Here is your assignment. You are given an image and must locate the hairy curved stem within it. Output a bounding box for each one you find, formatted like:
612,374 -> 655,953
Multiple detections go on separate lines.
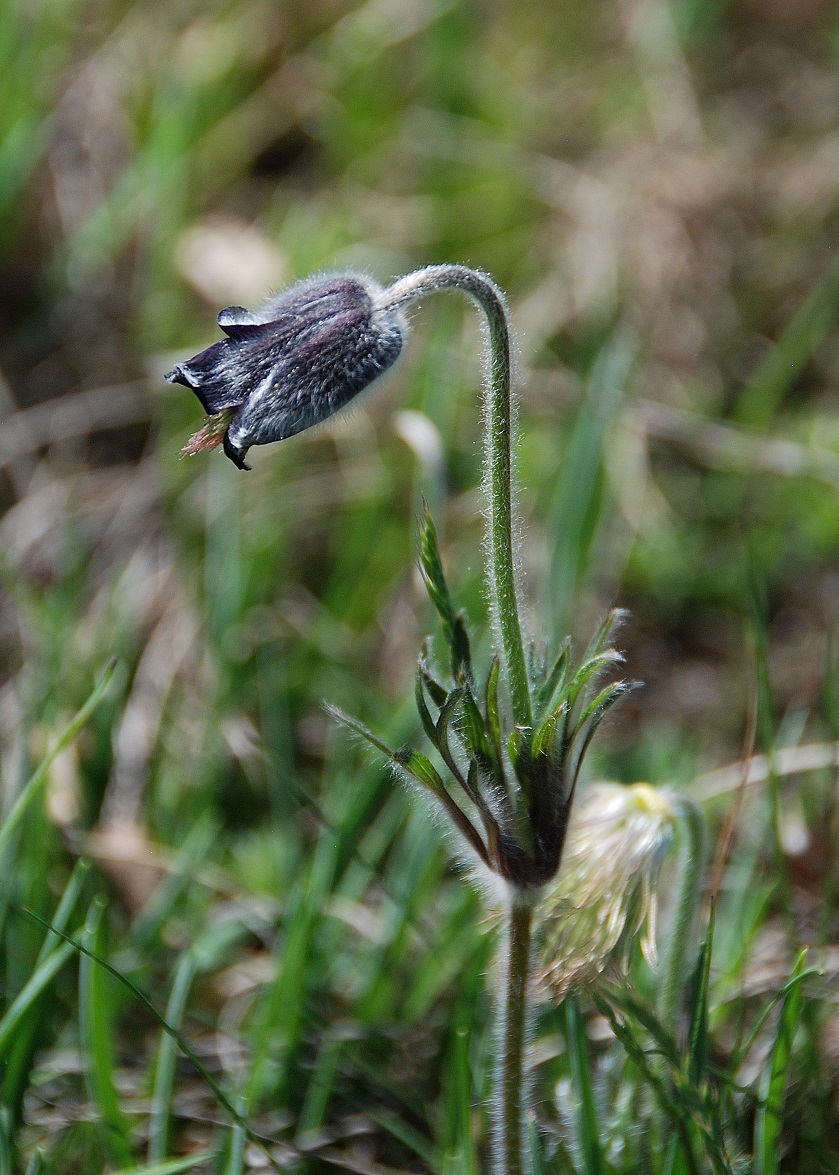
380,266 -> 532,731
382,267 -> 536,1175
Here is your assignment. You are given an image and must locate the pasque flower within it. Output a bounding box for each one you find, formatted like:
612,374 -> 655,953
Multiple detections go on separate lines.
537,783 -> 678,999
173,263 -> 693,1175
167,273 -> 405,469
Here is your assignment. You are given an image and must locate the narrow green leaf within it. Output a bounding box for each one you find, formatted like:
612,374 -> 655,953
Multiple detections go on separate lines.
736,251 -> 839,428
435,688 -> 471,792
451,612 -> 473,684
327,706 -> 488,863
547,337 -> 634,635
531,710 -> 560,762
662,910 -> 716,1175
0,660 -> 117,859
754,950 -> 808,1175
571,679 -> 635,741
0,941 -> 75,1057
418,504 -> 472,681
79,900 -> 134,1168
131,817 -> 218,950
564,999 -> 606,1175
458,686 -> 494,771
148,952 -> 197,1165
36,860 -> 91,962
397,749 -> 448,794
418,504 -> 455,627
0,1106 -> 11,1175
595,995 -> 702,1175
663,1135 -> 691,1175
1,861 -> 91,1113
485,657 -> 504,769
363,1106 -> 436,1166
415,667 -> 440,746
330,702 -> 457,800
419,647 -> 449,708
687,908 -> 715,1085
223,1119 -> 247,1175
534,637 -> 571,717
581,608 -> 628,665
326,705 -> 400,759
729,967 -> 821,1076
244,831 -> 341,1106
440,1021 -> 478,1175
569,682 -> 638,797
110,1155 -> 216,1175
564,648 -> 624,714
19,907 -> 250,1139
506,726 -> 526,781
297,1036 -> 343,1135
466,758 -> 501,865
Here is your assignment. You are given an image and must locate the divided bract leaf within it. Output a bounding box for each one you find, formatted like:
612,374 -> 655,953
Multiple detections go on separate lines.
581,608 -> 628,665
451,612 -> 473,685
565,648 -> 625,715
458,687 -> 495,773
418,504 -> 472,682
534,637 -> 571,717
435,688 -> 473,793
571,680 -> 636,742
395,749 -> 449,794
415,668 -> 440,746
326,704 -> 399,760
419,647 -> 449,708
507,726 -> 535,799
532,708 -> 562,763
485,657 -> 504,761
328,705 -> 451,795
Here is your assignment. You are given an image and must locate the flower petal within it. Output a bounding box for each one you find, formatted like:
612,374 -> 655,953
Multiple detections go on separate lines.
171,273 -> 406,467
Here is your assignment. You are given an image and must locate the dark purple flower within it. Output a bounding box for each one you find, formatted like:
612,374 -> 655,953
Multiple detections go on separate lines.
168,273 -> 405,469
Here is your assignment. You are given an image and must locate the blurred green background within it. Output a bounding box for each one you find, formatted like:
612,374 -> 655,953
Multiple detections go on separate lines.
3,0 -> 839,1170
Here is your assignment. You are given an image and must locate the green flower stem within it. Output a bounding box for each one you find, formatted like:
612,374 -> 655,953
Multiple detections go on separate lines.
657,794 -> 705,1031
382,267 -> 538,1175
381,267 -> 532,731
495,891 -> 536,1175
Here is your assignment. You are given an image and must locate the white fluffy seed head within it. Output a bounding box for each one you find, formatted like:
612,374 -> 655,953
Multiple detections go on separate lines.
536,782 -> 678,999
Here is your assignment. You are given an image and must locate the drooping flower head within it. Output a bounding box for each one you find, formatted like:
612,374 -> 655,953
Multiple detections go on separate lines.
168,273 -> 405,469
537,783 -> 678,1000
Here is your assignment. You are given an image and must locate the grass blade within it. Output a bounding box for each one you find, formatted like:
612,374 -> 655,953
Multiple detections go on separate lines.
0,941 -> 75,1057
564,999 -> 606,1175
0,660 -> 116,860
754,950 -> 808,1175
223,1118 -> 247,1175
111,1156 -> 216,1175
687,907 -> 714,1085
547,339 -> 634,634
736,253 -> 839,428
19,907 -> 253,1143
79,899 -> 135,1168
1,862 -> 90,1115
147,951 -> 197,1165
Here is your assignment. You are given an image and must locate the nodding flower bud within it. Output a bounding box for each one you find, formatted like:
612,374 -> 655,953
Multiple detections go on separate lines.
167,273 -> 405,469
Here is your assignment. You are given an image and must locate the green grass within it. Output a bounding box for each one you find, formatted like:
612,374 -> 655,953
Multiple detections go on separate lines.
2,0 -> 839,1171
